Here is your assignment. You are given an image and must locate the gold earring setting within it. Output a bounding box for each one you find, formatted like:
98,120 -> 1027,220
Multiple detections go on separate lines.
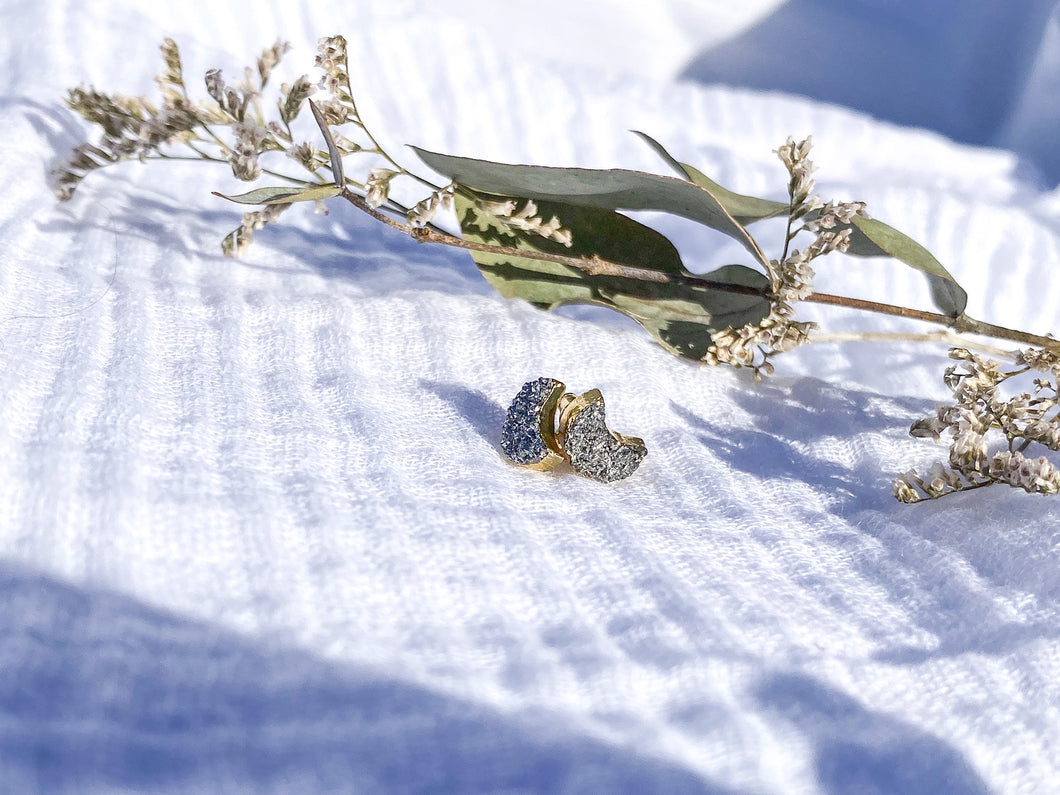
502,378 -> 647,482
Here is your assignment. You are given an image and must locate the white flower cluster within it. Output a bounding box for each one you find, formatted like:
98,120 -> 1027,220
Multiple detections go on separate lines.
407,186 -> 454,228
278,75 -> 315,126
804,200 -> 869,233
364,168 -> 399,208
703,136 -> 864,379
204,69 -> 251,122
1015,346 -> 1060,377
479,199 -> 573,247
894,346 -> 1060,501
221,203 -> 290,258
989,451 -> 1060,494
313,36 -> 354,126
230,121 -> 270,181
700,316 -> 814,378
775,135 -> 818,210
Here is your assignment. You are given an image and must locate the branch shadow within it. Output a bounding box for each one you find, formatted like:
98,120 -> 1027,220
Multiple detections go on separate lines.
689,376 -> 1060,665
0,561 -> 727,794
671,378 -> 930,514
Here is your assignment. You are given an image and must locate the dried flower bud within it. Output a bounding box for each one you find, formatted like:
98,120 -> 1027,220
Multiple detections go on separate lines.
205,69 -> 225,104
288,142 -> 326,172
406,187 -> 454,228
205,69 -> 249,120
316,36 -> 347,70
365,168 -> 399,208
159,38 -> 184,89
257,40 -> 291,86
279,75 -> 315,124
483,199 -> 574,247
480,199 -> 517,217
222,203 -> 290,258
910,416 -> 944,440
892,475 -> 924,503
314,98 -> 348,126
315,35 -> 355,112
989,451 -> 1060,494
1015,346 -> 1060,375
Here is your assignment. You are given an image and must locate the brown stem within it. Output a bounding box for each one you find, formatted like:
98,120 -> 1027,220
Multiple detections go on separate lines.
339,189 -> 1059,354
341,188 -> 770,294
805,292 -> 1059,351
930,478 -> 996,500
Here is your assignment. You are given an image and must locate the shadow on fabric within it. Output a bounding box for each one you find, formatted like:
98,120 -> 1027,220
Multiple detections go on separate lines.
755,672 -> 990,794
671,378 -> 929,514
0,562 -> 728,793
420,380 -> 508,448
680,0 -> 1060,184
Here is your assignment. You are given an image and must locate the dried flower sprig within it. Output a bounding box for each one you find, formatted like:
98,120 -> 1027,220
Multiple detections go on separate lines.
57,38 -> 299,197
55,36 -> 323,252
53,36 -> 441,253
55,36 -> 1060,501
894,346 -> 1060,501
474,198 -> 574,248
701,137 -> 867,378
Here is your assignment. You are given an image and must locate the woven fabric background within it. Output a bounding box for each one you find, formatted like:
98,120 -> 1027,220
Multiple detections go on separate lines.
1,1 -> 1059,792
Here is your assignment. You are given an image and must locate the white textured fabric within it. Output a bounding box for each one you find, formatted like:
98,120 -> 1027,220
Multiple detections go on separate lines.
2,1 -> 1059,792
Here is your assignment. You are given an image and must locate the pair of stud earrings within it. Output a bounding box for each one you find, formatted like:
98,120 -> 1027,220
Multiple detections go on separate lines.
501,378 -> 647,483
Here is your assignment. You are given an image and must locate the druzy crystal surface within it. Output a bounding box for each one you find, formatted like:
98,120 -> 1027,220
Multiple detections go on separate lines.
564,400 -> 647,483
501,378 -> 561,465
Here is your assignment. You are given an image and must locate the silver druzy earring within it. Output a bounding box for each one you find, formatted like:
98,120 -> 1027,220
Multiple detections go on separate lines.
501,379 -> 647,482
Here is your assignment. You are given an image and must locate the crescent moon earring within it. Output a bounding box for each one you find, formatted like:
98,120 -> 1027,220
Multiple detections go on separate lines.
501,377 -> 567,470
501,379 -> 647,482
557,389 -> 647,483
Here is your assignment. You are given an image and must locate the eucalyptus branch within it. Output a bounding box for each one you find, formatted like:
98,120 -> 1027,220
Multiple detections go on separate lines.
52,34 -> 1060,502
341,187 -> 761,290
342,185 -> 1059,352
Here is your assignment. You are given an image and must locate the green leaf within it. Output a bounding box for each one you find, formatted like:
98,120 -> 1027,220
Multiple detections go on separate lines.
631,130 -> 690,179
454,192 -> 770,360
633,131 -> 788,224
309,98 -> 344,186
212,184 -> 341,205
604,264 -> 770,359
634,132 -> 967,317
847,216 -> 967,317
414,147 -> 770,269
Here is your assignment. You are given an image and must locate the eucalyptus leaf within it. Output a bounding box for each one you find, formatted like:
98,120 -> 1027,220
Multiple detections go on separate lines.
415,147 -> 770,269
604,264 -> 770,359
634,131 -> 967,317
848,216 -> 967,317
633,131 -> 788,224
631,130 -> 689,179
309,98 -> 344,186
454,192 -> 769,359
212,184 -> 341,205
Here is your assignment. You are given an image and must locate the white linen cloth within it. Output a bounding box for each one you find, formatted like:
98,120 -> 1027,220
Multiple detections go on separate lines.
1,1 -> 1058,792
